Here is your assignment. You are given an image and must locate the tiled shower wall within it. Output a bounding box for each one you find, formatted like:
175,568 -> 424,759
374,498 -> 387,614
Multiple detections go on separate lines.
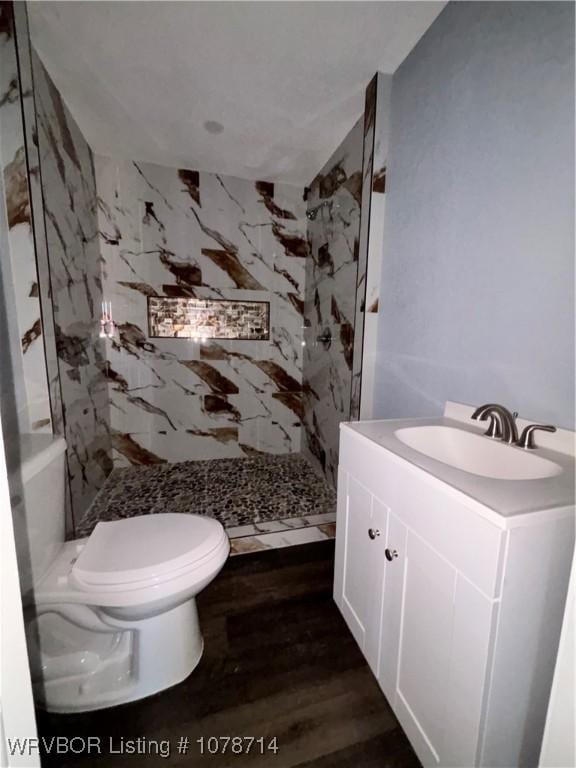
0,3 -> 51,436
32,52 -> 113,522
359,75 -> 392,419
350,75 -> 378,419
302,74 -> 391,486
0,1 -> 110,565
96,158 -> 308,466
28,43 -> 308,514
12,5 -> 63,439
302,118 -> 364,486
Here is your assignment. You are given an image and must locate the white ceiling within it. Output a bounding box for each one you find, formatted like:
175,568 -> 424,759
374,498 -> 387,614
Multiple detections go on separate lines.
28,1 -> 445,186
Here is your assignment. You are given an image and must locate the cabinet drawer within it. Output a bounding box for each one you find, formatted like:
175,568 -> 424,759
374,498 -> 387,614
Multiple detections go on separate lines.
340,429 -> 505,598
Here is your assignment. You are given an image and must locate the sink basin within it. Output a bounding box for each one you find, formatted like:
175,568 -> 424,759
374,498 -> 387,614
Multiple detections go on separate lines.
394,426 -> 562,480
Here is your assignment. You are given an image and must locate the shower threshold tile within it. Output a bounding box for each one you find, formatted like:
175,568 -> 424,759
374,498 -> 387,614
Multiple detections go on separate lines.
281,516 -> 311,529
252,520 -> 295,533
229,524 -> 335,556
224,524 -> 259,538
226,511 -> 337,540
300,512 -> 338,525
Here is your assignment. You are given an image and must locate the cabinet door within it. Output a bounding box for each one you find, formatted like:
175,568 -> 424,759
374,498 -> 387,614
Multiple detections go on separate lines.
378,512 -> 407,696
379,521 -> 495,767
334,470 -> 388,674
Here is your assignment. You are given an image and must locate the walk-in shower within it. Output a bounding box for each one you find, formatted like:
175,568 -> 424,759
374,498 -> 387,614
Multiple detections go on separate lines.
2,1 -> 389,559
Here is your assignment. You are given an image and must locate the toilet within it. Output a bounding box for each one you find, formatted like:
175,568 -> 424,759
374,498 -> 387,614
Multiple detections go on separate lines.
11,435 -> 229,713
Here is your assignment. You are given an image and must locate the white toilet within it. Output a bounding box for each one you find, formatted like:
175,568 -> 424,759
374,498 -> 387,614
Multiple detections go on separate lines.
11,435 -> 229,713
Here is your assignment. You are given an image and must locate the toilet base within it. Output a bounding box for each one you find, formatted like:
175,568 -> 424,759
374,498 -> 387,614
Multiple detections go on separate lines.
31,598 -> 203,713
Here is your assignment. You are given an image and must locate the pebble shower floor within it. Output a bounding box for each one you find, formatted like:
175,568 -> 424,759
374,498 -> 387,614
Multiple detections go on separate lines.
76,453 -> 337,555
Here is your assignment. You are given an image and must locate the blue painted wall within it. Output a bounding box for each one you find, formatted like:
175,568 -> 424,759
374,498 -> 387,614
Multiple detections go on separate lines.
374,2 -> 575,428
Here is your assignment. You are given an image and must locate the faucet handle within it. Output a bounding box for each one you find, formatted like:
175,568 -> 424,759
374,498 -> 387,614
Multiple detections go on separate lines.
516,424 -> 556,450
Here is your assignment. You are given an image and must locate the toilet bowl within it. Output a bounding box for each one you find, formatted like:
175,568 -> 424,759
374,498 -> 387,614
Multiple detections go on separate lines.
28,513 -> 230,713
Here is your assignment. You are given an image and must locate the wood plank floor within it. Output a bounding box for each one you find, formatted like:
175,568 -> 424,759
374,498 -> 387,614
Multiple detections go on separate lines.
36,542 -> 420,768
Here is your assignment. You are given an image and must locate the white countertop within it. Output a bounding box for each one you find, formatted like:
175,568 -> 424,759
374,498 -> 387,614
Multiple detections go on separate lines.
342,413 -> 575,519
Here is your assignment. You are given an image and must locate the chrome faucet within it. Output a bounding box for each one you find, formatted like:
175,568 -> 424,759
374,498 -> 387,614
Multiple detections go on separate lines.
471,403 -> 519,444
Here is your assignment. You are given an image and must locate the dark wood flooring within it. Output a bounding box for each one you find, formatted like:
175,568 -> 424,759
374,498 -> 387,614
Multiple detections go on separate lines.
37,542 -> 420,767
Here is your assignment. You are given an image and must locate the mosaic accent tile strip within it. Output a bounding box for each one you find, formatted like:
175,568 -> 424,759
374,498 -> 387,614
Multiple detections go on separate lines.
75,453 -> 337,538
148,297 -> 270,340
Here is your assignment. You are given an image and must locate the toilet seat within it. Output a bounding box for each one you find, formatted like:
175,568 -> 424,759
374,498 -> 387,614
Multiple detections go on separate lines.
72,513 -> 224,589
34,514 -> 230,611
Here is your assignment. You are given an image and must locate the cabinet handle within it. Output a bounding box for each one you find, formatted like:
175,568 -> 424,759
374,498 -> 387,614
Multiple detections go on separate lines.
385,548 -> 398,561
368,528 -> 380,540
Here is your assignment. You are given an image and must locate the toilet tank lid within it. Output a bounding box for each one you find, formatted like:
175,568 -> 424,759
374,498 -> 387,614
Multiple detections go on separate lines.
72,513 -> 226,587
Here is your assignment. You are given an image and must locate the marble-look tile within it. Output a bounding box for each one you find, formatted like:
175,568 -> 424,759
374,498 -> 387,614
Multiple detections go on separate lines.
229,525 -> 334,556
227,511 -> 337,538
225,523 -> 259,538
230,537 -> 271,555
0,5 -> 51,434
302,117 -> 364,487
12,6 -> 64,438
350,75 -> 377,421
302,73 -> 392,482
111,430 -> 245,467
280,516 -> 311,529
365,192 -> 386,315
317,522 -> 337,538
251,520 -> 292,533
32,52 -> 112,525
96,157 -> 308,462
299,512 -> 337,526
350,74 -> 392,420
357,74 -> 391,420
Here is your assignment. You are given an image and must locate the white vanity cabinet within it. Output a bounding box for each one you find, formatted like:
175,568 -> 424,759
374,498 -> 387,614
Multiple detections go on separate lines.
334,422 -> 575,768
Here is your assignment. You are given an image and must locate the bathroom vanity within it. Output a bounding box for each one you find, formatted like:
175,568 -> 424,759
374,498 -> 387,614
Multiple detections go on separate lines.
334,403 -> 575,768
